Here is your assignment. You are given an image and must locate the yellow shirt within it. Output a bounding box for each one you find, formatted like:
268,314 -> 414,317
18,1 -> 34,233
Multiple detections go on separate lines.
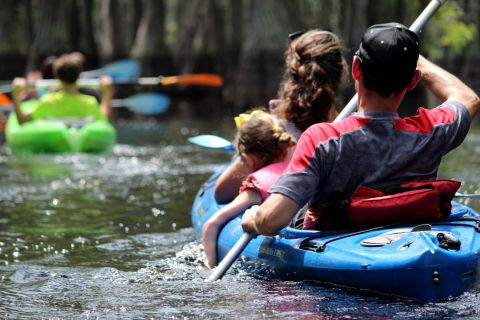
30,91 -> 106,121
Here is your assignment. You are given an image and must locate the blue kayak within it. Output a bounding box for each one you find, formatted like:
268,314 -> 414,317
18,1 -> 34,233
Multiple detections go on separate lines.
192,163 -> 480,302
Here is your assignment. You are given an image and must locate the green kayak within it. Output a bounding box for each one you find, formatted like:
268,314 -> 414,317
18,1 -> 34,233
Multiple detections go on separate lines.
5,100 -> 116,154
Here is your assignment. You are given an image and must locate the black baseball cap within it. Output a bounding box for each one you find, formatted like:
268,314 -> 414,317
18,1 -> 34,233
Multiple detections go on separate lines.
355,23 -> 420,95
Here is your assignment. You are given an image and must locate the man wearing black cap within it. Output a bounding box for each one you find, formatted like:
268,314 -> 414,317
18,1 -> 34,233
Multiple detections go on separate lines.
242,23 -> 480,236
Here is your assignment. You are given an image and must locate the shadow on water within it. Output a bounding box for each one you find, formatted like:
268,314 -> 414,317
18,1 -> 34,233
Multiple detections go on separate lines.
0,118 -> 479,319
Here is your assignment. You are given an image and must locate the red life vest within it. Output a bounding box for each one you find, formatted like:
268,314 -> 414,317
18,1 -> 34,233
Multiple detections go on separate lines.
303,179 -> 461,230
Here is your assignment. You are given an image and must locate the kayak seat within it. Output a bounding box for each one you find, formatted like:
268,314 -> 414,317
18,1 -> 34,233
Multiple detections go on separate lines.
360,225 -> 460,248
292,205 -> 308,229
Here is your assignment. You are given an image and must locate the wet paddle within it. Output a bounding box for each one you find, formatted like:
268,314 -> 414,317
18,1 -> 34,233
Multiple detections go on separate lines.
2,54 -> 221,92
155,74 -> 224,87
0,92 -> 12,131
0,92 -> 11,108
35,73 -> 224,88
207,0 -> 448,282
188,135 -> 235,152
80,59 -> 141,81
207,232 -> 254,282
0,59 -> 141,93
113,92 -> 170,115
454,192 -> 480,199
0,92 -> 170,116
81,59 -> 224,86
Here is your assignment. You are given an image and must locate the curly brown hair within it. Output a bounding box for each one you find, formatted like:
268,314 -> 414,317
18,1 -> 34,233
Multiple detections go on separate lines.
235,110 -> 296,168
276,30 -> 347,132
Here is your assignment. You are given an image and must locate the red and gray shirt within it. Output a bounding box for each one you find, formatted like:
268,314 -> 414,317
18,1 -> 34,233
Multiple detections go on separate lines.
270,101 -> 471,211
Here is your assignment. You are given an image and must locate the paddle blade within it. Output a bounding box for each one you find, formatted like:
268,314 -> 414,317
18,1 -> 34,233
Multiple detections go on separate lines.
0,93 -> 11,108
116,93 -> 170,115
81,59 -> 141,82
188,135 -> 235,152
160,74 -> 224,87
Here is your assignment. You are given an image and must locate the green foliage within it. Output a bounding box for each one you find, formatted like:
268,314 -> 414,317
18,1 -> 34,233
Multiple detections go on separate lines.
424,1 -> 477,60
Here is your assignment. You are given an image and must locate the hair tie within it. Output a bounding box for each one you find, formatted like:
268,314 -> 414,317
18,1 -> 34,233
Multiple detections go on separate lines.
234,110 -> 265,129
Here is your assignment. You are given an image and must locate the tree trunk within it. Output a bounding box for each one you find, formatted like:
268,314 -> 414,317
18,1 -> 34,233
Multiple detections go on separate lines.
0,0 -> 30,77
130,0 -> 170,75
342,0 -> 368,54
235,0 -> 301,110
92,0 -> 139,63
26,0 -> 77,70
72,0 -> 98,67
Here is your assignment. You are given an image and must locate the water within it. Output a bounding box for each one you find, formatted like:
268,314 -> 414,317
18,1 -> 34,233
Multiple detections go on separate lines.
0,119 -> 479,319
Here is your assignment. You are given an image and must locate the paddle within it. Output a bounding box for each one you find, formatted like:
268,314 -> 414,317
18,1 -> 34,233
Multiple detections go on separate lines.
80,59 -> 141,81
80,59 -> 224,86
0,92 -> 170,116
112,92 -> 170,115
0,92 -> 11,131
336,0 -> 447,120
454,192 -> 480,199
188,135 -> 235,152
207,232 -> 254,282
0,92 -> 11,108
0,59 -> 141,93
156,74 -> 224,87
35,73 -> 224,88
207,0 -> 448,282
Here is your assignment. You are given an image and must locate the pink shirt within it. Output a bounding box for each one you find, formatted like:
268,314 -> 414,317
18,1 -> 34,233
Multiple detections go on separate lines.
240,161 -> 289,201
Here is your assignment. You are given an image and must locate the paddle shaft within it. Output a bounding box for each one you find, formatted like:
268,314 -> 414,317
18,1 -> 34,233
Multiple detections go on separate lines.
207,233 -> 254,282
454,193 -> 480,199
206,0 -> 448,282
335,0 -> 447,121
35,74 -> 223,88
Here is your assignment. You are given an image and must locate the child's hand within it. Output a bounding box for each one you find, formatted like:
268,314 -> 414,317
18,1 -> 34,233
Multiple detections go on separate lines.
12,77 -> 27,100
99,76 -> 113,98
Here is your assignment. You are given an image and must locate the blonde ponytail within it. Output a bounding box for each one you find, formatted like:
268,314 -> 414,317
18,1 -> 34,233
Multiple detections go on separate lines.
235,110 -> 296,167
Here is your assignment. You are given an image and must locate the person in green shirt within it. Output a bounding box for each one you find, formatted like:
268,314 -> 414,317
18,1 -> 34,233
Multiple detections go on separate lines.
12,52 -> 113,124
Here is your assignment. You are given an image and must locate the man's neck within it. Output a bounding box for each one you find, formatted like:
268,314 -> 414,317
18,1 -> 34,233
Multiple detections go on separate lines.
357,89 -> 404,114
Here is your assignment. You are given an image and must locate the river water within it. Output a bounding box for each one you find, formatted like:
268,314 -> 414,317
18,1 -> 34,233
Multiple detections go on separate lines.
0,117 -> 479,319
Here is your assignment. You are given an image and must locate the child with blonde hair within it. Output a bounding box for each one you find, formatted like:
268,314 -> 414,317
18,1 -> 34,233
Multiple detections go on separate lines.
202,110 -> 296,268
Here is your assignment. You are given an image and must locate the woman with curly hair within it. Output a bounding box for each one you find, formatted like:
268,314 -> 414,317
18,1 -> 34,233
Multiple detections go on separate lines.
275,29 -> 347,135
214,30 -> 347,204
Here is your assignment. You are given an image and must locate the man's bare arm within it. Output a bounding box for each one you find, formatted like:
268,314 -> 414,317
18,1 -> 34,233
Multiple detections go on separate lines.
417,55 -> 480,119
242,193 -> 300,236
